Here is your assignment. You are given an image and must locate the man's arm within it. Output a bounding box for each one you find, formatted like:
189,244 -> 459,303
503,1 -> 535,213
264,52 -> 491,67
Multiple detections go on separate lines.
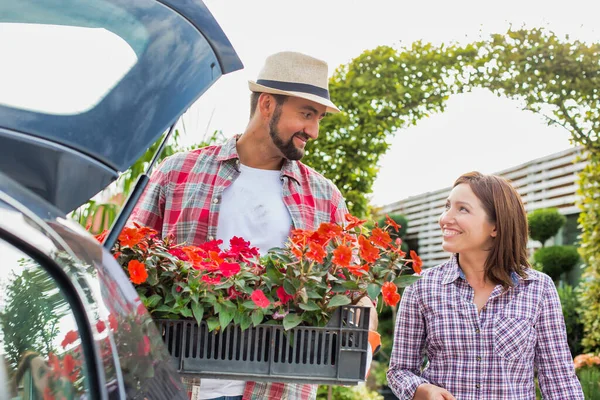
128,158 -> 171,234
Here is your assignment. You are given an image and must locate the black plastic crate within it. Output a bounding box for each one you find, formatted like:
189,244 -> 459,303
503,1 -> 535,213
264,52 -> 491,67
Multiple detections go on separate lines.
157,305 -> 370,385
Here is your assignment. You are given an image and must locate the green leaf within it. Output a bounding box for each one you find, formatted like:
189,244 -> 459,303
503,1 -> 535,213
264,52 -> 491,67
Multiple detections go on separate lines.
342,281 -> 360,290
219,309 -> 234,329
367,284 -> 381,300
145,294 -> 162,308
242,301 -> 257,309
239,314 -> 252,331
251,310 -> 264,327
283,280 -> 296,297
394,275 -> 421,288
327,295 -> 351,308
306,290 -> 322,299
298,301 -> 321,311
191,302 -> 204,327
207,317 -> 220,332
179,308 -> 192,318
283,313 -> 303,330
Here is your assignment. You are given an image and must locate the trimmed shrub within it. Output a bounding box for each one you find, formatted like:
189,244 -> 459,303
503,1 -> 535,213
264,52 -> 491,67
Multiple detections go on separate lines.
533,245 -> 580,281
528,208 -> 566,246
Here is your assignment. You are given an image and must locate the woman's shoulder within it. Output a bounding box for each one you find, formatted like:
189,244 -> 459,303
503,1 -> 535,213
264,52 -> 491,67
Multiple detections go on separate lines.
410,257 -> 456,289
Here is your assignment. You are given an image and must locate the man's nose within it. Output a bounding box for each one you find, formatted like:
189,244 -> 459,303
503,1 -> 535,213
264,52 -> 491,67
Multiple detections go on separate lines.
304,120 -> 319,140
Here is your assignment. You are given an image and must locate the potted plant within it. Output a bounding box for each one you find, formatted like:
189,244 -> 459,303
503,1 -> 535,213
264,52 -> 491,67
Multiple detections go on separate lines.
94,214 -> 422,384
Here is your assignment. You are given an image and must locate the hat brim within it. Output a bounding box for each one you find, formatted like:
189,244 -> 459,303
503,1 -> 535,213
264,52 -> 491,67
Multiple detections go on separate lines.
248,81 -> 340,114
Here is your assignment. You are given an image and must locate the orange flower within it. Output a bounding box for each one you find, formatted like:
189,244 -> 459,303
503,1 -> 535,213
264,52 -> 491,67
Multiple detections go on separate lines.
385,215 -> 401,232
358,235 -> 380,264
127,260 -> 148,284
118,226 -> 146,248
345,213 -> 367,230
290,229 -> 310,248
410,250 -> 423,274
332,245 -> 352,268
306,242 -> 326,263
317,222 -> 344,239
370,227 -> 392,249
347,264 -> 370,277
390,238 -> 406,257
382,282 -> 400,307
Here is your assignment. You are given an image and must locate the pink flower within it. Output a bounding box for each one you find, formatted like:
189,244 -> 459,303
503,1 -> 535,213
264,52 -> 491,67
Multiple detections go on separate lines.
251,290 -> 270,308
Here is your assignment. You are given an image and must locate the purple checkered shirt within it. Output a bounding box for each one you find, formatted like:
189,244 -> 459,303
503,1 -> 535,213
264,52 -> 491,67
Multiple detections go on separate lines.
387,255 -> 584,400
132,134 -> 348,400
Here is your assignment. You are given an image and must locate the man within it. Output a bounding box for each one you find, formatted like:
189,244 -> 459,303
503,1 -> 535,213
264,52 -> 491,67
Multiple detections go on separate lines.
131,51 -> 375,400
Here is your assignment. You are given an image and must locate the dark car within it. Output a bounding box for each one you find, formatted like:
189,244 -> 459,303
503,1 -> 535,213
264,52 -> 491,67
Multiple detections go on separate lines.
0,0 -> 242,399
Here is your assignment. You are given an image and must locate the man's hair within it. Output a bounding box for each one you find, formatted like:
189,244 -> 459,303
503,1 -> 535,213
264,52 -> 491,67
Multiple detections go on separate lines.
249,92 -> 288,118
453,171 -> 530,288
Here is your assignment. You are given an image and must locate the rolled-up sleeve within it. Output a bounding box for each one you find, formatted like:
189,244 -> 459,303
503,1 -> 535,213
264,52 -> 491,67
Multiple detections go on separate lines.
387,283 -> 429,399
535,277 -> 584,399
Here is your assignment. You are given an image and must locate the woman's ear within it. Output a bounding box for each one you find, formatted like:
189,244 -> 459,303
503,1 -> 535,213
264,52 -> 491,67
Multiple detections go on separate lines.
491,226 -> 497,238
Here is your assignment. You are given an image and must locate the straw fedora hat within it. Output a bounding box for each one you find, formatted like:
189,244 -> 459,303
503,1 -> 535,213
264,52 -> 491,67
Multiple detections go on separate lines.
248,51 -> 340,113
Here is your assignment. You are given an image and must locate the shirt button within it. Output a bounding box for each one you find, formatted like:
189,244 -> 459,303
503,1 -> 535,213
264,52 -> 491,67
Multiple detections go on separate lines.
476,356 -> 482,361
208,236 -> 214,241
475,328 -> 480,334
476,384 -> 481,389
212,198 -> 219,204
226,176 -> 232,180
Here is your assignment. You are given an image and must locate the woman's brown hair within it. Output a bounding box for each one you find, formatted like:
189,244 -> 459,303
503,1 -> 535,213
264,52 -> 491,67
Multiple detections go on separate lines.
454,171 -> 530,288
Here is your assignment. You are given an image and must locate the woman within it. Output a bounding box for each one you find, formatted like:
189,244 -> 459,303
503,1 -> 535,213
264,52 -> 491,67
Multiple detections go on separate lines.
387,172 -> 583,399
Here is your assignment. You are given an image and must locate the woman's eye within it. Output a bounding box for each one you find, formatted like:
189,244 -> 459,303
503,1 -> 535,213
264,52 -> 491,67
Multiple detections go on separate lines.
460,207 -> 468,212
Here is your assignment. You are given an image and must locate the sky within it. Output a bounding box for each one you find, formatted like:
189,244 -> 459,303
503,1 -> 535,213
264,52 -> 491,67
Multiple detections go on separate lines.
176,0 -> 599,207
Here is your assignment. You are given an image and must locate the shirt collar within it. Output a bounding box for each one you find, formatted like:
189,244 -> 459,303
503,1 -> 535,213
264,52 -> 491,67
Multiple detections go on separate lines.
216,134 -> 302,183
441,254 -> 539,285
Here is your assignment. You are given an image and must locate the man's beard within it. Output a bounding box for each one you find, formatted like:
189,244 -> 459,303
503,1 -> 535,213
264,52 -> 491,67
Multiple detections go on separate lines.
269,105 -> 309,161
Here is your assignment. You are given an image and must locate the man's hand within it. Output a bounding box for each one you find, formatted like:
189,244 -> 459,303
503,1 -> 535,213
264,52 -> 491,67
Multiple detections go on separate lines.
355,296 -> 378,331
414,383 -> 456,400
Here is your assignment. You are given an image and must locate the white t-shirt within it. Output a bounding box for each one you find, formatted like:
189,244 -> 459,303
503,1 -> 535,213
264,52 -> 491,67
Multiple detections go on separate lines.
199,163 -> 292,399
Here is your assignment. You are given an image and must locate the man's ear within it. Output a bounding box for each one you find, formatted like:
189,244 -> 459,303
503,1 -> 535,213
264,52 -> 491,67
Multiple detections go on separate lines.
257,93 -> 275,119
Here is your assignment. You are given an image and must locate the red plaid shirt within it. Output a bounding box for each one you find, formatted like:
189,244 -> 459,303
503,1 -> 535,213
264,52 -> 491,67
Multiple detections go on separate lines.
131,135 -> 348,399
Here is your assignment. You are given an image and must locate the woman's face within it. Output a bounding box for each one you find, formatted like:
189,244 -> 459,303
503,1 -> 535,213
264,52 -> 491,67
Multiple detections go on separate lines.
439,183 -> 497,255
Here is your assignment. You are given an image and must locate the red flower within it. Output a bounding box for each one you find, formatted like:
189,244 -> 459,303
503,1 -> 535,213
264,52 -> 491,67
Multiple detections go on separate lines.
228,286 -> 242,300
96,320 -> 106,333
385,215 -> 401,232
276,286 -> 294,304
345,213 -> 367,230
332,245 -> 352,268
199,239 -> 223,253
251,290 -> 270,308
382,282 -> 400,307
201,275 -> 221,285
306,242 -> 326,263
61,330 -> 78,348
358,235 -> 380,264
62,354 -> 78,382
371,227 -> 392,249
95,230 -> 108,243
219,262 -> 241,277
410,250 -> 423,274
137,335 -> 151,356
108,313 -> 118,330
127,260 -> 148,284
168,248 -> 189,261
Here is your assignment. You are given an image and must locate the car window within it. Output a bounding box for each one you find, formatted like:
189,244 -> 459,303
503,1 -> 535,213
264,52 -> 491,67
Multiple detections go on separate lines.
0,1 -> 145,115
0,238 -> 90,400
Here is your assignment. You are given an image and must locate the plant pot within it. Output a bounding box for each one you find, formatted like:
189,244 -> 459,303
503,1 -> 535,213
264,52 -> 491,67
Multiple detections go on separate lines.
156,305 -> 370,385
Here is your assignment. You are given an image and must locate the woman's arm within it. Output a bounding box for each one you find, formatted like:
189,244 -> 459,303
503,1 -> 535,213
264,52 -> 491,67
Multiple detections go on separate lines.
387,283 -> 430,399
535,276 -> 584,399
